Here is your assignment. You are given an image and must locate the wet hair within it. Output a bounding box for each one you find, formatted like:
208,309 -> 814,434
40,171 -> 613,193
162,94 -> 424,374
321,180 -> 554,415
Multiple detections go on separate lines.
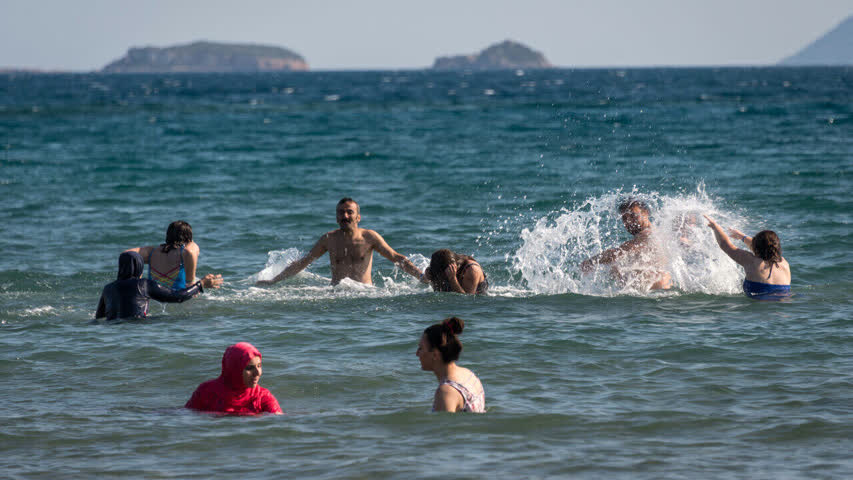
423,317 -> 465,363
161,220 -> 192,253
618,198 -> 651,215
337,197 -> 359,214
428,249 -> 475,292
751,230 -> 782,266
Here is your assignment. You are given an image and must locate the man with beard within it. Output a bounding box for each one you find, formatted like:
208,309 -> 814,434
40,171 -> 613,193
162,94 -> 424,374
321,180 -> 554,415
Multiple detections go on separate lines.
580,198 -> 672,290
256,197 -> 423,286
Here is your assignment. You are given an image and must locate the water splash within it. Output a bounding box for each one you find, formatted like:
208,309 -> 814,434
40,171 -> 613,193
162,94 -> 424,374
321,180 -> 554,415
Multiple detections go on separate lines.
511,185 -> 746,296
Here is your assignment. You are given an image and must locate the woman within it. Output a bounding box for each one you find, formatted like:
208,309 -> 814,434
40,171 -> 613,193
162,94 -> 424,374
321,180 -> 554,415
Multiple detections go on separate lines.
125,220 -> 201,290
95,251 -> 222,320
416,317 -> 485,413
705,215 -> 791,299
423,249 -> 488,295
185,342 -> 283,415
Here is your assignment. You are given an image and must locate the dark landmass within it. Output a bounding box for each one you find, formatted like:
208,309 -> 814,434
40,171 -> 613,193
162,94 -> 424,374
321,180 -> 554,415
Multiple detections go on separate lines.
780,15 -> 853,65
101,41 -> 308,73
0,68 -> 72,74
432,40 -> 552,70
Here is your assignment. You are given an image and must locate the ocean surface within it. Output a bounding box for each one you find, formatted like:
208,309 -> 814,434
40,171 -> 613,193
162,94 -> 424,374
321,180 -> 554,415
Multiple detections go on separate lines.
1,67 -> 851,479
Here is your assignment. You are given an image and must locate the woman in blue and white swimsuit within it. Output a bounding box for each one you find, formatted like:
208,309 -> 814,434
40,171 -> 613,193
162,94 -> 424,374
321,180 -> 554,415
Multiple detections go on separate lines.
705,215 -> 791,300
416,317 -> 485,413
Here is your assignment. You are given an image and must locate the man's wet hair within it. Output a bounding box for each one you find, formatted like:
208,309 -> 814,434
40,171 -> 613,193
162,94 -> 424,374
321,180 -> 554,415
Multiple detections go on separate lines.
337,197 -> 359,214
618,198 -> 651,215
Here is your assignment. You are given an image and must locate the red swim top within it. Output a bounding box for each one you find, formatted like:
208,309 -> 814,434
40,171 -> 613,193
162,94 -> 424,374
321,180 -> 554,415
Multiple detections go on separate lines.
185,342 -> 283,415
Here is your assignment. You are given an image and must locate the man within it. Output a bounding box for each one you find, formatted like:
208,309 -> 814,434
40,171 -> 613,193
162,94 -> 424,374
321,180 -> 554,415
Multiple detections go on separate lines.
256,197 -> 423,286
580,198 -> 672,290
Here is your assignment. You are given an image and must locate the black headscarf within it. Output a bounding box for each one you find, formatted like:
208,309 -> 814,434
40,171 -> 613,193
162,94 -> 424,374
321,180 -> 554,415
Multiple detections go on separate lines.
117,251 -> 144,280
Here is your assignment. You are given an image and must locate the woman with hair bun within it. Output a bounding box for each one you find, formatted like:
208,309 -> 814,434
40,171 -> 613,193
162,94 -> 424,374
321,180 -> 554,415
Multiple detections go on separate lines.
416,317 -> 485,412
704,215 -> 791,299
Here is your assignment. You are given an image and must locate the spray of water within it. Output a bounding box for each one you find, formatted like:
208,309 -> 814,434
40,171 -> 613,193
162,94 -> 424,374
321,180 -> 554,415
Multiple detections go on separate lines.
511,185 -> 746,296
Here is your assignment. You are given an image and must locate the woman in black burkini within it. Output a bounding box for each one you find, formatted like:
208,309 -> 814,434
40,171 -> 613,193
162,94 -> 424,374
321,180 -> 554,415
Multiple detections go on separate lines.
95,251 -> 222,321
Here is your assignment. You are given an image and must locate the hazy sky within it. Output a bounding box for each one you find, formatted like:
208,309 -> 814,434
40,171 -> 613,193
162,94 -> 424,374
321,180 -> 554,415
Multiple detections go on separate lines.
2,0 -> 851,71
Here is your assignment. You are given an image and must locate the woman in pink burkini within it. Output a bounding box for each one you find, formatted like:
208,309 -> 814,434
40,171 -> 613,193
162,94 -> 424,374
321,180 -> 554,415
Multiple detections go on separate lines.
186,342 -> 283,415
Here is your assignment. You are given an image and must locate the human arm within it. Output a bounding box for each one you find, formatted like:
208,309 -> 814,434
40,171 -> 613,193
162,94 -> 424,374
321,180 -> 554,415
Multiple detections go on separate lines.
704,215 -> 754,266
146,274 -> 221,303
183,242 -> 200,283
727,228 -> 753,249
580,247 -> 623,272
444,262 -> 485,294
260,389 -> 284,415
432,384 -> 464,412
366,230 -> 423,279
95,292 -> 106,319
256,235 -> 329,286
124,246 -> 154,262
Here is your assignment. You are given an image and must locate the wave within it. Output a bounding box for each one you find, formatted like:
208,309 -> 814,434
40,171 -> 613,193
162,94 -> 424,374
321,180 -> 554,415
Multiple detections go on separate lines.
511,184 -> 746,297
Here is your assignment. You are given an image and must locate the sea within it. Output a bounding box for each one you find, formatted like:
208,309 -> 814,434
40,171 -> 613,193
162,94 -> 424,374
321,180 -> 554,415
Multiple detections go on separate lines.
1,67 -> 851,479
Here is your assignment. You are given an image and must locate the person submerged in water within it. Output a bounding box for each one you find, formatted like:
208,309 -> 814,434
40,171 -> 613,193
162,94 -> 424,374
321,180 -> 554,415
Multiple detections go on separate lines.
416,317 -> 485,413
95,251 -> 222,321
185,342 -> 283,415
580,198 -> 672,290
422,249 -> 488,295
704,215 -> 791,300
125,221 -> 211,290
256,197 -> 423,286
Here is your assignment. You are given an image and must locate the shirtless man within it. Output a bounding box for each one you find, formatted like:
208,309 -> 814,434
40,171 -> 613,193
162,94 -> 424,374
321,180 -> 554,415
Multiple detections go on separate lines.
580,199 -> 672,290
256,198 -> 423,286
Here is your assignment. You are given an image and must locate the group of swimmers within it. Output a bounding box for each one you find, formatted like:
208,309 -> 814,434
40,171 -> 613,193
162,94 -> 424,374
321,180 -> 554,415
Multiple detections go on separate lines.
93,196 -> 790,415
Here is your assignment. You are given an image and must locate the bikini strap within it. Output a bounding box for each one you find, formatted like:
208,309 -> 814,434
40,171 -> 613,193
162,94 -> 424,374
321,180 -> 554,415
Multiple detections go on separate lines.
179,244 -> 185,268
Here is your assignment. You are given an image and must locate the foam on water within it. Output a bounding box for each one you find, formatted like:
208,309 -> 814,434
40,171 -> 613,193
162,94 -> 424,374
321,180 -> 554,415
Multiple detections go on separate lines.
511,184 -> 746,297
234,249 -> 432,301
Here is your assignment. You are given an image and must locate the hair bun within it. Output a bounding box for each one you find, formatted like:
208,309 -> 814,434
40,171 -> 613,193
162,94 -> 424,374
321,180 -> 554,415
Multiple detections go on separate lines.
442,316 -> 465,335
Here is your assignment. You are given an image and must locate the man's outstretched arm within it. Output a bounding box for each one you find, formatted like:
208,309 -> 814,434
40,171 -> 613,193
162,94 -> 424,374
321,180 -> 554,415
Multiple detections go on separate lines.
256,235 -> 328,285
366,230 -> 423,279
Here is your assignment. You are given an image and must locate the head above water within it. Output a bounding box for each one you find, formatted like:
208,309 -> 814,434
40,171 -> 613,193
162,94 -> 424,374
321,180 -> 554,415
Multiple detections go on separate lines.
162,220 -> 193,253
617,198 -> 651,236
421,317 -> 465,364
336,197 -> 361,230
427,249 -> 474,292
220,342 -> 262,390
751,230 -> 782,265
117,251 -> 144,280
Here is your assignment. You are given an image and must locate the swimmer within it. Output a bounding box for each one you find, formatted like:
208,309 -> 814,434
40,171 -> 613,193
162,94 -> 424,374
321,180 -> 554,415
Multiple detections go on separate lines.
704,215 -> 791,299
256,197 -> 423,286
95,251 -> 222,321
416,317 -> 485,413
185,342 -> 283,415
580,198 -> 672,290
125,221 -> 210,290
423,249 -> 488,294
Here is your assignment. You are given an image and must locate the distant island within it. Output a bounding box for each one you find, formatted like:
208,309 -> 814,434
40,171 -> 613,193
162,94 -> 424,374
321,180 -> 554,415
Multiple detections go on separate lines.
780,15 -> 853,65
101,41 -> 308,73
432,40 -> 552,70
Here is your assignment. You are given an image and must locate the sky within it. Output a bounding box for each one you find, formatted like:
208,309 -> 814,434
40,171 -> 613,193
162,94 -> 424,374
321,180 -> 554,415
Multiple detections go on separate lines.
1,0 -> 852,71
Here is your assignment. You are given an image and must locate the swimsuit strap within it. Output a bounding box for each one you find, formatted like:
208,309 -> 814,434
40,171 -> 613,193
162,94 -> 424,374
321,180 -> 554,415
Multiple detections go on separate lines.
457,261 -> 480,278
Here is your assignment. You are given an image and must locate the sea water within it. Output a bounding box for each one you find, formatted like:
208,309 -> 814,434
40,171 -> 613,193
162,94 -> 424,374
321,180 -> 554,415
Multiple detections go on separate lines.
1,68 -> 851,479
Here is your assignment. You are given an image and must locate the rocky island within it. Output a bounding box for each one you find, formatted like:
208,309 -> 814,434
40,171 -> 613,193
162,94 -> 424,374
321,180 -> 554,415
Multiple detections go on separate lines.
432,40 -> 552,70
780,15 -> 853,65
101,41 -> 308,73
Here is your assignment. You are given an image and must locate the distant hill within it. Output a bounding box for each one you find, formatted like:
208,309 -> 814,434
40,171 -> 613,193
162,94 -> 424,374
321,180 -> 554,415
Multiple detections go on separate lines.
102,41 -> 308,73
780,15 -> 853,65
432,40 -> 552,70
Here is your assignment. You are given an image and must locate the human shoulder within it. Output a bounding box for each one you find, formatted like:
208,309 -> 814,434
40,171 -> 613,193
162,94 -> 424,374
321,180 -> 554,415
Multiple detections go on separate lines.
184,242 -> 200,255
